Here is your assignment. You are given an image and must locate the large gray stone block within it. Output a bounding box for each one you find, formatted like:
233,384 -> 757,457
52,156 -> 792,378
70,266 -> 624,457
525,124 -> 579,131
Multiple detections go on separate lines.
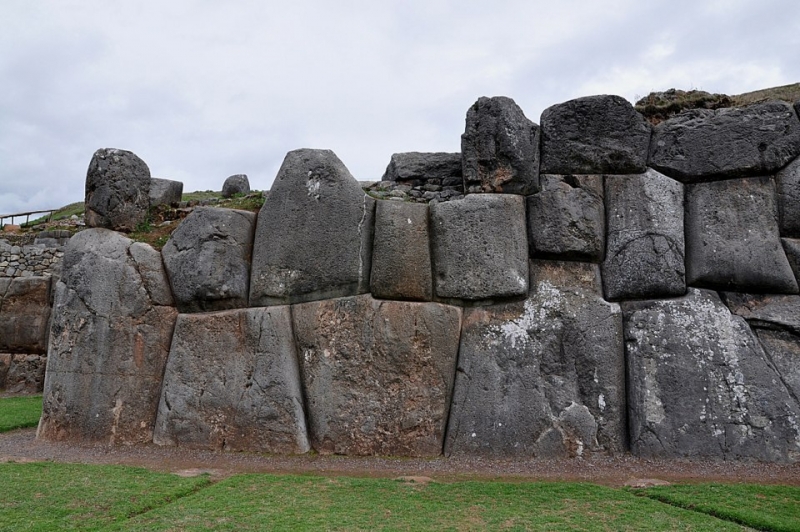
721,292 -> 800,334
4,354 -> 47,394
128,242 -> 174,306
602,170 -> 685,301
370,201 -> 432,301
623,288 -> 800,462
461,96 -> 540,194
153,307 -> 309,453
649,101 -> 800,182
381,152 -> 462,186
37,229 -> 177,444
149,178 -> 183,208
445,260 -> 625,458
777,156 -> 800,237
431,194 -> 528,302
753,329 -> 800,408
527,174 -> 604,262
249,149 -> 375,306
222,174 -> 250,198
686,177 -> 798,293
162,207 -> 255,312
293,295 -> 462,456
782,237 -> 800,283
0,276 -> 52,353
540,95 -> 651,174
85,148 -> 151,231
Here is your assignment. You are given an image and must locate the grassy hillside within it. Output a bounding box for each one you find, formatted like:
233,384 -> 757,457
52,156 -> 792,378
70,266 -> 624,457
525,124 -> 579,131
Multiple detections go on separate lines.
635,82 -> 800,124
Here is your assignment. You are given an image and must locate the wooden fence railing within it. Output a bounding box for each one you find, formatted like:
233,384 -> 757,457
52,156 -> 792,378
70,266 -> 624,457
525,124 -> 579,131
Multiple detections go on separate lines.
0,209 -> 58,228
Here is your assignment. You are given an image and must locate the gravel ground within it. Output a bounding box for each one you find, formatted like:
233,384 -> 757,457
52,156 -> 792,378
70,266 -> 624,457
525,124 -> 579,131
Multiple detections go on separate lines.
2,428 -> 799,486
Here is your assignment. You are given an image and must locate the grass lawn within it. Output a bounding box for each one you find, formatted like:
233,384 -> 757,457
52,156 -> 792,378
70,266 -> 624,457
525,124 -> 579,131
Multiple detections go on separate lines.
639,483 -> 800,532
0,395 -> 42,432
118,474 -> 751,531
0,462 -> 210,531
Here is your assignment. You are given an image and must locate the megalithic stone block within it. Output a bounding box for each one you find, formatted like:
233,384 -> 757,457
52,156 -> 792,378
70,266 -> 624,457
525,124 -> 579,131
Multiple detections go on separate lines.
461,96 -> 540,194
149,178 -> 183,208
162,207 -> 255,312
85,148 -> 151,231
777,156 -> 800,237
649,101 -> 800,182
602,169 -> 685,301
153,307 -> 309,454
37,229 -> 177,444
370,200 -> 433,301
249,149 -> 375,306
430,194 -> 528,302
445,260 -> 625,458
527,174 -> 605,262
540,95 -> 651,175
222,174 -> 250,198
0,276 -> 52,353
623,288 -> 800,462
685,176 -> 798,294
293,294 -> 462,457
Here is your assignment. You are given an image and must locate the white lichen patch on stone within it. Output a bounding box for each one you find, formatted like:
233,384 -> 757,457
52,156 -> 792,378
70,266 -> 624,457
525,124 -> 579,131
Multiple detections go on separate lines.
643,358 -> 666,424
306,176 -> 321,200
492,284 -> 564,349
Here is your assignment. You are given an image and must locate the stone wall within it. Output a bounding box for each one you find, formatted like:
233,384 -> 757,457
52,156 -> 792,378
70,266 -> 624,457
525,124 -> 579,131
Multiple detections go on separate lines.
0,233 -> 68,393
35,94 -> 800,463
0,232 -> 68,279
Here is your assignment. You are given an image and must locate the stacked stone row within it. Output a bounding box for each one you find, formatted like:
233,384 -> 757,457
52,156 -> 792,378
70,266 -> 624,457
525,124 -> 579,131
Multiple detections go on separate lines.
37,95 -> 800,463
0,239 -> 65,279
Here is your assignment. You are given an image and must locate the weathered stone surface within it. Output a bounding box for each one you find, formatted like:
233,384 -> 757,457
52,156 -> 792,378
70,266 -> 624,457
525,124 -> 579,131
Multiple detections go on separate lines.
221,174 -> 250,198
777,156 -> 800,237
430,194 -> 528,301
84,148 -> 151,231
782,238 -> 800,283
685,177 -> 798,293
445,260 -> 625,458
0,354 -> 9,389
128,242 -> 174,306
623,288 -> 800,462
153,307 -> 309,453
370,201 -> 432,301
527,174 -> 604,262
37,229 -> 177,444
721,292 -> 800,334
149,178 -> 183,207
602,170 -> 685,301
381,152 -> 461,186
4,354 -> 46,393
293,295 -> 462,456
163,207 -> 255,312
540,95 -> 651,174
649,101 -> 800,182
753,328 -> 800,406
249,149 -> 375,306
461,96 -> 540,194
0,276 -> 52,353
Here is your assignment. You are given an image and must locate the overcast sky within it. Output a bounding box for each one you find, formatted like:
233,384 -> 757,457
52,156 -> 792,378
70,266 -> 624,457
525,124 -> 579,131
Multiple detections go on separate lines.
1,0 -> 798,215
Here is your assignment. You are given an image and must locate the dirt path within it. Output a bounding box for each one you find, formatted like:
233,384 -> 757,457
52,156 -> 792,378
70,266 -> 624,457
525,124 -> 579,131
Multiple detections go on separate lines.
2,428 -> 799,487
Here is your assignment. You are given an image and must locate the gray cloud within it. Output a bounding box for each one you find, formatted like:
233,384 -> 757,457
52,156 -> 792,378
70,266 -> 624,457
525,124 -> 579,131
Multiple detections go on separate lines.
1,0 -> 798,214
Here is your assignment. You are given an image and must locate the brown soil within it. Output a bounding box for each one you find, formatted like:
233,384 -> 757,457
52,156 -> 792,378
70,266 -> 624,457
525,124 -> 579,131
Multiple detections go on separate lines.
2,427 -> 798,487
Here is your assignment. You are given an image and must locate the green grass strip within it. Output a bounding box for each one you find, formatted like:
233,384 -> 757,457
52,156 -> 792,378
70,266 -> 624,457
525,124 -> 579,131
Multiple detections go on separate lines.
0,396 -> 42,432
0,462 -> 211,531
639,483 -> 800,532
121,474 -> 747,531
